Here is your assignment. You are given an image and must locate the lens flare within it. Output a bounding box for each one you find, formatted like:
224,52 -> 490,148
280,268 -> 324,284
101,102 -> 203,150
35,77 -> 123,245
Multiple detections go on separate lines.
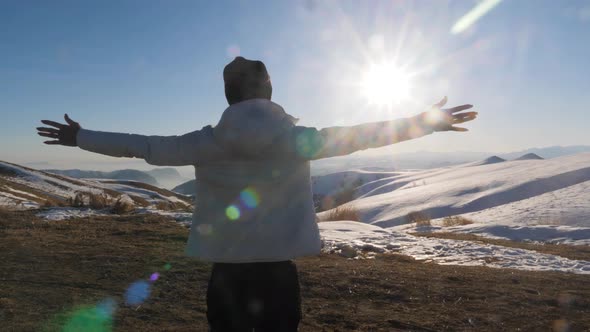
240,188 -> 260,208
451,0 -> 503,34
60,305 -> 113,332
125,280 -> 151,306
95,298 -> 117,319
226,205 -> 240,220
295,128 -> 324,158
424,109 -> 445,126
163,263 -> 172,271
149,272 -> 160,282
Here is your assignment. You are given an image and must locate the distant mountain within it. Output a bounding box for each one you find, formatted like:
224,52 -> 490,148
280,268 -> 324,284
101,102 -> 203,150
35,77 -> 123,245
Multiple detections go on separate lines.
146,168 -> 188,189
311,146 -> 590,174
147,168 -> 181,180
499,146 -> 590,160
471,156 -> 506,166
172,179 -> 196,196
514,153 -> 544,161
44,169 -> 159,186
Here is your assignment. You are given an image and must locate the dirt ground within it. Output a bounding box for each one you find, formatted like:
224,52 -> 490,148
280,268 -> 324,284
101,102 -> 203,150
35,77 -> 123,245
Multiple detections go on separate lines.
1,210 -> 589,331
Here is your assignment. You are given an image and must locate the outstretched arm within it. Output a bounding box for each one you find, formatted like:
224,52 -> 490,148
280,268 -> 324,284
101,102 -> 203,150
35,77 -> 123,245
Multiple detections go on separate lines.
37,114 -> 219,166
293,97 -> 477,160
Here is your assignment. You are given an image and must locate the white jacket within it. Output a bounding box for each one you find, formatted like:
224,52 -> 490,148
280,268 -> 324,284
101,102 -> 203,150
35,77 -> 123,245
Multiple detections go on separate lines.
77,99 -> 433,262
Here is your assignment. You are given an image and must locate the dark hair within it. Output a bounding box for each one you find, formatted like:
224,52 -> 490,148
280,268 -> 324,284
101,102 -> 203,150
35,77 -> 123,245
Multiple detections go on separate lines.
223,57 -> 272,105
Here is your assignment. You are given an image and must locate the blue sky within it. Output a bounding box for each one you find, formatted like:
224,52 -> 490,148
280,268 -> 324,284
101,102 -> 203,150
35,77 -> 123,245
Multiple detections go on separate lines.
1,0 -> 589,170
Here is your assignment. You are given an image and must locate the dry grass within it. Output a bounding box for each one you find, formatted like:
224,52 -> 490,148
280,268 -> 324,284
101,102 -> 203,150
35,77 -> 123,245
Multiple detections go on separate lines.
442,216 -> 474,227
67,192 -> 112,208
332,186 -> 357,207
126,195 -> 150,207
155,201 -> 176,211
88,192 -> 111,209
111,196 -> 135,214
0,205 -> 12,213
2,210 -> 590,331
406,211 -> 431,226
320,204 -> 360,222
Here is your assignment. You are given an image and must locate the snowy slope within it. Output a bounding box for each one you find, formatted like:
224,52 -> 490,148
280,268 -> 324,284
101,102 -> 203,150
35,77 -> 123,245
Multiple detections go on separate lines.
312,170 -> 399,196
316,153 -> 590,273
0,161 -> 192,219
318,153 -> 590,228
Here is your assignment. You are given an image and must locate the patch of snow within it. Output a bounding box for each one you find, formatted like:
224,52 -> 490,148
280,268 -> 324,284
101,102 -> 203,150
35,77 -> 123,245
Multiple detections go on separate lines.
442,224 -> 590,246
0,191 -> 38,209
4,186 -> 41,199
36,208 -> 111,221
320,221 -> 590,274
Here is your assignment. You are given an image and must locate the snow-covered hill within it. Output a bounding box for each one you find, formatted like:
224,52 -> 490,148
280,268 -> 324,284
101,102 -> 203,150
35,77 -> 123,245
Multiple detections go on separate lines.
317,153 -> 590,273
319,153 -> 590,228
0,161 -> 192,221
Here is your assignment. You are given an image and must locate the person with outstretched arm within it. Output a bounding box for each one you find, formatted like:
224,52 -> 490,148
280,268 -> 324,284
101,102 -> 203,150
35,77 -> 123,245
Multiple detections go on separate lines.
37,56 -> 477,332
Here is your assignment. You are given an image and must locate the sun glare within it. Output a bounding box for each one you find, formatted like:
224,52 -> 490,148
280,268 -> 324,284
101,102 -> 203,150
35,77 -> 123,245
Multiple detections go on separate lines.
361,62 -> 411,106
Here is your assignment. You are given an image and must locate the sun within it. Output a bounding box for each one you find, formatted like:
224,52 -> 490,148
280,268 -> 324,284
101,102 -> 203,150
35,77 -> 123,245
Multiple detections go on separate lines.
361,62 -> 412,106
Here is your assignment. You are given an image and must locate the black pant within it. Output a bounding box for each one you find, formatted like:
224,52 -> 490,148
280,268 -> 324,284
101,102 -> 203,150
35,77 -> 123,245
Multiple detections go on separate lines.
207,260 -> 301,332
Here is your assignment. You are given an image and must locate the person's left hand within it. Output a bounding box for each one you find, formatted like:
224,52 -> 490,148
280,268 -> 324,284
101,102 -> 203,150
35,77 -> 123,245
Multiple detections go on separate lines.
36,114 -> 81,147
420,96 -> 477,132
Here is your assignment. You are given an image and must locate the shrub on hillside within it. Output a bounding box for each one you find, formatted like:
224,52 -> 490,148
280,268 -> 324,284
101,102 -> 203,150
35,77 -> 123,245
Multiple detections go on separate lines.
321,204 -> 360,222
155,201 -> 176,211
67,191 -> 112,209
442,216 -> 474,227
111,195 -> 135,214
88,193 -> 110,209
406,211 -> 431,226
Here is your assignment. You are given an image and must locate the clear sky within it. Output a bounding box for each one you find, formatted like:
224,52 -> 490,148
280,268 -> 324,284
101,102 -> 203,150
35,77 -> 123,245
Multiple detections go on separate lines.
1,0 -> 589,171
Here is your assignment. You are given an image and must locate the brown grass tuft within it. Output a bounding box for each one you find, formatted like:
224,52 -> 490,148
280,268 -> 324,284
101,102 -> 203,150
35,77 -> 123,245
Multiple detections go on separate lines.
155,200 -> 192,212
155,201 -> 176,211
66,191 -> 113,209
406,211 -> 431,226
442,216 -> 474,227
88,192 -> 111,209
111,196 -> 135,214
321,204 -> 360,222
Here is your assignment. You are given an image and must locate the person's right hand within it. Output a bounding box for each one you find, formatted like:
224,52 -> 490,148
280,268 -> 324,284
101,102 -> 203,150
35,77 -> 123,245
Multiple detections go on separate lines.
36,114 -> 81,147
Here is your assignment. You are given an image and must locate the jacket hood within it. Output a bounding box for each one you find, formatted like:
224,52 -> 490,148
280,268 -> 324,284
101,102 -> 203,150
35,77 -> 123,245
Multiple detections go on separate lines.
213,99 -> 298,157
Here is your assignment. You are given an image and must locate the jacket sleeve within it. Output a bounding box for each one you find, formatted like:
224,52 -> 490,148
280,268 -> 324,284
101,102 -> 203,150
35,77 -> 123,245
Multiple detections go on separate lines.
76,125 -> 221,166
291,115 -> 434,160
